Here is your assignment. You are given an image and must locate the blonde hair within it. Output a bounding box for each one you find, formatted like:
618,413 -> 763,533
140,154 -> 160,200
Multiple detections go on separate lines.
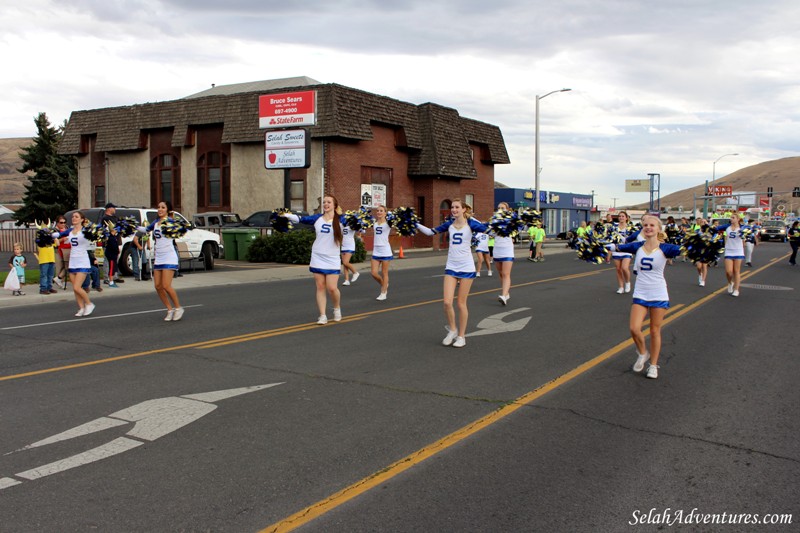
13,242 -> 22,250
641,214 -> 667,243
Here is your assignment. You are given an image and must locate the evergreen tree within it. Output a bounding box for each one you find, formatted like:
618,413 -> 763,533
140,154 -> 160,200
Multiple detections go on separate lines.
14,112 -> 78,226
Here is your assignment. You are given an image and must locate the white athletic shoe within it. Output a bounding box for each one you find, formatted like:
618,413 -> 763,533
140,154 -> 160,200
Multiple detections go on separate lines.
164,309 -> 175,321
728,282 -> 734,294
624,282 -> 631,293
732,290 -> 739,297
54,277 -> 65,289
488,271 -> 493,277
616,287 -> 625,294
476,271 -> 481,277
316,315 -> 328,325
453,336 -> 466,348
498,294 -> 509,306
351,271 -> 360,283
699,280 -> 705,287
442,327 -> 457,346
75,308 -> 85,317
333,308 -> 342,322
376,292 -> 387,301
633,352 -> 649,373
83,303 -> 96,316
646,364 -> 659,379
698,275 -> 703,285
172,307 -> 184,321
342,280 -> 350,286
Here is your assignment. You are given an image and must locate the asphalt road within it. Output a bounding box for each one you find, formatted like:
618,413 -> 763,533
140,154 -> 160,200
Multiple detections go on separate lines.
0,243 -> 797,532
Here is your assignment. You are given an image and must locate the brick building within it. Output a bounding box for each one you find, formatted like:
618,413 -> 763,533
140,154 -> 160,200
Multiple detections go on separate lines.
58,77 -> 509,249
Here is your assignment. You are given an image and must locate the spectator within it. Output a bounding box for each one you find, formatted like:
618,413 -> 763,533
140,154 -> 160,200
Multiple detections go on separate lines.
101,203 -> 124,285
36,234 -> 58,295
54,216 -> 70,289
131,227 -> 150,281
81,250 -> 103,292
8,242 -> 27,296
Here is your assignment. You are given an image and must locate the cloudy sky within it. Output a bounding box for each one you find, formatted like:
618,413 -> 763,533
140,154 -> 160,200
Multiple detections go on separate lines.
2,0 -> 798,207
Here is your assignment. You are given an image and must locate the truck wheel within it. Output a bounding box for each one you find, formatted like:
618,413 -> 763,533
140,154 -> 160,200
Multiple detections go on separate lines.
119,245 -> 133,276
202,242 -> 215,270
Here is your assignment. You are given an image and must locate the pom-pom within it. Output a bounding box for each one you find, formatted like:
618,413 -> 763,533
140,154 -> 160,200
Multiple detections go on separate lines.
681,230 -> 724,263
576,230 -> 610,264
389,207 -> 420,236
518,208 -> 542,226
35,227 -> 56,247
82,222 -> 108,243
160,218 -> 191,239
489,208 -> 524,238
115,216 -> 139,238
344,207 -> 375,232
270,208 -> 293,233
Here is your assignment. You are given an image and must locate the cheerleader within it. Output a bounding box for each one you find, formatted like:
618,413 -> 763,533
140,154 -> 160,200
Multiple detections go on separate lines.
610,211 -> 635,294
341,224 -> 361,286
692,218 -> 710,287
493,202 -> 515,305
608,214 -> 681,379
715,214 -> 747,297
144,201 -> 185,321
54,211 -> 95,317
474,231 -> 492,277
416,198 -> 488,348
370,205 -> 392,300
283,195 -> 344,324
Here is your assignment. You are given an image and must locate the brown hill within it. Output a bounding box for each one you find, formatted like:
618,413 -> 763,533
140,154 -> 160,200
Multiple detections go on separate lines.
628,156 -> 800,214
0,137 -> 32,204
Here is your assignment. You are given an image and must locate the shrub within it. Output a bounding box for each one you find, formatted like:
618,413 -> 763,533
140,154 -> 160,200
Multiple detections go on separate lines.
247,230 -> 368,264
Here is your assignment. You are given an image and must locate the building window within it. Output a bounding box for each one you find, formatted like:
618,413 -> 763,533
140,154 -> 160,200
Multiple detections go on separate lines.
290,180 -> 305,211
464,194 -> 475,212
197,151 -> 230,210
94,185 -> 106,207
150,153 -> 180,209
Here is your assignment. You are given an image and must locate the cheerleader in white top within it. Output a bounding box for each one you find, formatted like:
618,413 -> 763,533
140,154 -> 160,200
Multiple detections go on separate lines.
340,225 -> 361,286
144,201 -> 185,321
283,195 -> 344,324
54,211 -> 96,317
608,214 -> 681,379
715,214 -> 747,297
417,198 -> 489,348
474,230 -> 492,277
493,202 -> 515,305
370,205 -> 393,300
610,211 -> 636,294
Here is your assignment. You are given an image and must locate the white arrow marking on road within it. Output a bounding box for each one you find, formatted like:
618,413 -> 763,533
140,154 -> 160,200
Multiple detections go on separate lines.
465,307 -> 532,338
1,383 -> 283,489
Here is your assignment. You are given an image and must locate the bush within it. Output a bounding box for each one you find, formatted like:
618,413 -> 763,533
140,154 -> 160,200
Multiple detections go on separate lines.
246,230 -> 368,264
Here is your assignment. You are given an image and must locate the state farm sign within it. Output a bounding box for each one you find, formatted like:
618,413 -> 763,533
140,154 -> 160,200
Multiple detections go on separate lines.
259,91 -> 316,128
265,129 -> 310,169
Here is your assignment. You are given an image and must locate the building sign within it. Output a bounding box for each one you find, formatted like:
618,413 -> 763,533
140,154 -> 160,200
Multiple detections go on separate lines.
264,129 -> 310,169
572,197 -> 592,208
361,184 -> 386,207
625,179 -> 650,192
259,91 -> 316,128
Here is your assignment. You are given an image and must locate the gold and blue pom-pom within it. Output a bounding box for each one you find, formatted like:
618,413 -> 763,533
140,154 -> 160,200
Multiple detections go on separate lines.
344,207 -> 375,231
518,208 -> 542,226
489,209 -> 523,238
270,208 -> 293,233
160,219 -> 190,239
576,230 -> 610,264
115,216 -> 139,238
390,207 -> 420,236
35,221 -> 57,247
681,232 -> 724,263
82,222 -> 108,243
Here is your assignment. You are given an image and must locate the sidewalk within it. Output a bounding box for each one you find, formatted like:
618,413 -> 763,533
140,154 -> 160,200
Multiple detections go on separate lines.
1,241 -> 572,308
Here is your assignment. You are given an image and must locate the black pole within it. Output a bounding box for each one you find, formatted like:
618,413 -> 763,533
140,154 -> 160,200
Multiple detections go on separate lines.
283,168 -> 291,210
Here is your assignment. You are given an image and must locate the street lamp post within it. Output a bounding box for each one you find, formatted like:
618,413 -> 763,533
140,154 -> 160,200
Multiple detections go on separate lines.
535,88 -> 571,212
710,153 -> 739,214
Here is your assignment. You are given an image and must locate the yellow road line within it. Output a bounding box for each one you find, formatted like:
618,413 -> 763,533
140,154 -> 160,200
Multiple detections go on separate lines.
261,263 -> 778,532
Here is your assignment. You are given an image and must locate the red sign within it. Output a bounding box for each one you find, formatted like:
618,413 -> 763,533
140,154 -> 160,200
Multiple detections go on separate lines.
259,91 -> 316,128
759,196 -> 770,207
709,185 -> 733,196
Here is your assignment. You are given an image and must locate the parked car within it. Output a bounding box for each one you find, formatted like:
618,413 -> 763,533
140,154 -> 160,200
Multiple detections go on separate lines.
759,219 -> 788,242
193,212 -> 242,228
241,210 -> 315,232
64,207 -> 224,275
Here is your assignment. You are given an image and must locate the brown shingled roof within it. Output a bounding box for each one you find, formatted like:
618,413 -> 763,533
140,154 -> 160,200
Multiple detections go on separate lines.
59,82 -> 509,179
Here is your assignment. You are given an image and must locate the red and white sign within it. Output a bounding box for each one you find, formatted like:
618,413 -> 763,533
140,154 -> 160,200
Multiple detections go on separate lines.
259,91 -> 316,128
759,196 -> 770,207
709,185 -> 733,197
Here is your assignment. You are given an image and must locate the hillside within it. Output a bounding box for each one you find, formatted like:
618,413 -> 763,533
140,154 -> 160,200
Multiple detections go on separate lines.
0,137 -> 32,204
628,157 -> 800,213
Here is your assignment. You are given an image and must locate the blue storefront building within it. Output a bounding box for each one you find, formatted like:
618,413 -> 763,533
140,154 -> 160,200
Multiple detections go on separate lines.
495,188 -> 593,237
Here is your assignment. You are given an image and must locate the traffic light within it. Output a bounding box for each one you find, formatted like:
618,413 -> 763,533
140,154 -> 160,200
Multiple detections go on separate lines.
767,186 -> 773,197
793,187 -> 800,198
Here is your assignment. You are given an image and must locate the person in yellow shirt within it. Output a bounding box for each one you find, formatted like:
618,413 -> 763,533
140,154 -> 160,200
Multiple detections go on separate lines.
36,239 -> 58,294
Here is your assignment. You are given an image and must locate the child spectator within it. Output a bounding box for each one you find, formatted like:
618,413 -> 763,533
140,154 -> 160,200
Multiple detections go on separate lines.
8,243 -> 27,296
36,236 -> 58,295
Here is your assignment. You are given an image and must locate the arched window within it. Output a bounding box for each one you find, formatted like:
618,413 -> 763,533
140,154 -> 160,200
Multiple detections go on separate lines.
197,151 -> 230,210
150,153 -> 181,210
